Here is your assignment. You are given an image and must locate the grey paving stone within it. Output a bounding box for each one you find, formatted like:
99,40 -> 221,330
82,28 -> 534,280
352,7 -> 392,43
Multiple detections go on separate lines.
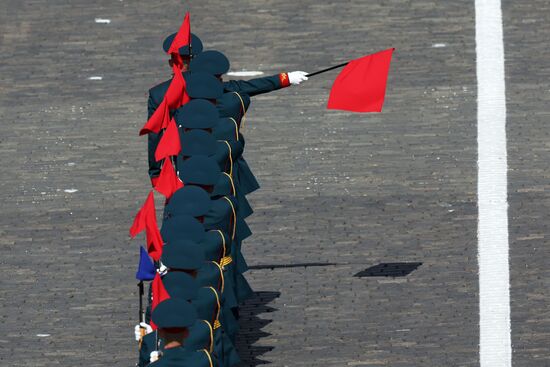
1,0 -> 546,366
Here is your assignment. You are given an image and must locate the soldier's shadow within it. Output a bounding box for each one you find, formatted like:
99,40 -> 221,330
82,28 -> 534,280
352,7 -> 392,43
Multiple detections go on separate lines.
235,291 -> 280,366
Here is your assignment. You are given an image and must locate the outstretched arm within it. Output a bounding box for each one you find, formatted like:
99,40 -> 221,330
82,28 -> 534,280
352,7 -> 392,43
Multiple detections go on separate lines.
223,71 -> 308,96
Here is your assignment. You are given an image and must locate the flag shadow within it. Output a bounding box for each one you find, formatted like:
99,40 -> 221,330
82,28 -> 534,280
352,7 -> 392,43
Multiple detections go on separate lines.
354,262 -> 423,278
235,291 -> 280,366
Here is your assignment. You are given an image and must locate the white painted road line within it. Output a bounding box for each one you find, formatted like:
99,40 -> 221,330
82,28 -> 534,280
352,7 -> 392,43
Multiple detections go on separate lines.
475,0 -> 512,366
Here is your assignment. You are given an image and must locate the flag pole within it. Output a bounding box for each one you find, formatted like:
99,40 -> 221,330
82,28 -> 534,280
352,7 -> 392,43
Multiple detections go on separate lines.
138,281 -> 145,348
138,281 -> 144,323
306,62 -> 349,78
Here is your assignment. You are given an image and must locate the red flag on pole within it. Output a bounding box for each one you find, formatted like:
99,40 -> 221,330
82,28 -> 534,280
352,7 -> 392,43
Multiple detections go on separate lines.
139,99 -> 170,135
154,158 -> 183,199
129,191 -> 164,261
129,191 -> 155,237
145,219 -> 163,261
327,48 -> 394,113
155,118 -> 181,162
167,12 -> 191,55
150,273 -> 171,330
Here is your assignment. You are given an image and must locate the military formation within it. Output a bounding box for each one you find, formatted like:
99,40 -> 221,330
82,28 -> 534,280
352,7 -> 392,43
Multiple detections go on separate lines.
130,15 -> 309,367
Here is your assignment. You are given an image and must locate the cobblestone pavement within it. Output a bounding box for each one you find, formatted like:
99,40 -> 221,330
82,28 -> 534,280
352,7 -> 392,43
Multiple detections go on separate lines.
0,0 -> 548,366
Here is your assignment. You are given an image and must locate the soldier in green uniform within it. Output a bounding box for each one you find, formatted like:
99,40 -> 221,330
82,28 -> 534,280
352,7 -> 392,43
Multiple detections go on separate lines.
147,298 -> 213,367
149,297 -> 218,367
139,317 -> 215,367
137,272 -> 212,366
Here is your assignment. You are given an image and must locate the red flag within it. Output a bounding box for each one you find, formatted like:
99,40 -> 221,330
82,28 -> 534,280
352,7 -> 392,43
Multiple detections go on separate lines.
154,158 -> 183,199
145,218 -> 164,261
139,99 -> 170,135
129,191 -> 164,261
155,118 -> 181,161
129,191 -> 155,237
327,48 -> 394,113
165,66 -> 190,110
167,12 -> 191,55
150,273 -> 171,330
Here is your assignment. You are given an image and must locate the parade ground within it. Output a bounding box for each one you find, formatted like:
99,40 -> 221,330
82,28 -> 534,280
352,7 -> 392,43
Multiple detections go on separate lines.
1,0 -> 549,366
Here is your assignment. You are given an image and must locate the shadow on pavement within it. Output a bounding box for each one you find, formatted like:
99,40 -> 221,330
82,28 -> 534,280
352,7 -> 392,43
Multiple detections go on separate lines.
248,262 -> 339,270
354,262 -> 423,278
235,291 -> 281,366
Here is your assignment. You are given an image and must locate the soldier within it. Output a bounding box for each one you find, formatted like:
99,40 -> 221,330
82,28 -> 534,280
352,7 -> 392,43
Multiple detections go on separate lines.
149,297 -> 218,367
139,319 -> 215,367
137,272 -> 212,366
151,298 -> 210,367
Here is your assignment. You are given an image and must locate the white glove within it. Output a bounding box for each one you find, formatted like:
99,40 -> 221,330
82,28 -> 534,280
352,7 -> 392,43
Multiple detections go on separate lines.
134,322 -> 152,341
150,351 -> 160,363
158,263 -> 168,276
288,71 -> 309,85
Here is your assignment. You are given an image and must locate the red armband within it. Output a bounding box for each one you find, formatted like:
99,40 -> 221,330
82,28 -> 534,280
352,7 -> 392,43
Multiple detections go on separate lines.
151,177 -> 159,187
279,73 -> 290,88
